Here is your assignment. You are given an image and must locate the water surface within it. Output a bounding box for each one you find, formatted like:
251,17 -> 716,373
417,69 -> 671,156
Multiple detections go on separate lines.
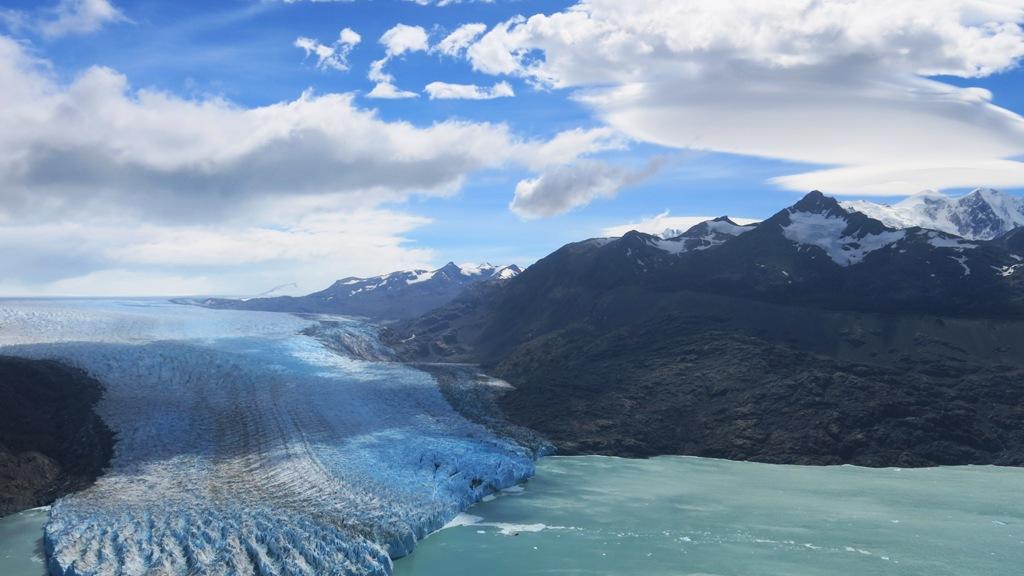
0,508 -> 47,576
396,456 -> 1024,576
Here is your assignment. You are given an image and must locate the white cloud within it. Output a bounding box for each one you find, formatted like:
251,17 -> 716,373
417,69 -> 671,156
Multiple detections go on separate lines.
3,0 -> 126,38
510,159 -> 661,218
366,24 -> 429,98
295,27 -> 361,71
425,80 -> 513,100
380,23 -> 429,56
0,35 -> 528,222
367,80 -> 420,99
0,35 -> 624,294
436,23 -> 486,56
524,127 -> 628,170
602,211 -> 758,238
465,0 -> 1024,195
772,159 -> 1024,196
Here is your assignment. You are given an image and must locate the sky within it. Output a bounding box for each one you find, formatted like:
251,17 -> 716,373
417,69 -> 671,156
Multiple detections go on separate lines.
2,0 -> 1024,296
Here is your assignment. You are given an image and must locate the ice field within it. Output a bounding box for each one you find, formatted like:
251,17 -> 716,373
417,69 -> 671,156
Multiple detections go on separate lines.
0,299 -> 536,575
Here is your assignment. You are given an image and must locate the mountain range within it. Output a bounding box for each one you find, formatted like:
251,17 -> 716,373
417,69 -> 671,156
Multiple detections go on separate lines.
842,187 -> 1024,240
179,262 -> 521,320
385,189 -> 1024,467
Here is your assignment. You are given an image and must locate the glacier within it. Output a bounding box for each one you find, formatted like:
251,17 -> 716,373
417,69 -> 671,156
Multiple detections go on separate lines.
0,299 -> 538,576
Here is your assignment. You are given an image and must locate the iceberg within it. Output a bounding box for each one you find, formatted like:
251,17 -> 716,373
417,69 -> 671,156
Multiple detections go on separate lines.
0,299 -> 536,575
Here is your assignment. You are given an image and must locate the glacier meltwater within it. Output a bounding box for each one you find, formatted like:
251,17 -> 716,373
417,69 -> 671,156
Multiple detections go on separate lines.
0,299 -> 537,575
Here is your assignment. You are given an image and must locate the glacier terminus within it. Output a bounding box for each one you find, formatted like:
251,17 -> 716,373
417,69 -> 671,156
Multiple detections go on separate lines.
0,299 -> 539,576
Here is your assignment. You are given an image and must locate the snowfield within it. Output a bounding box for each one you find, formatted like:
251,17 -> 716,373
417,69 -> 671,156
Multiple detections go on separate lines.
0,299 -> 536,576
782,211 -> 905,266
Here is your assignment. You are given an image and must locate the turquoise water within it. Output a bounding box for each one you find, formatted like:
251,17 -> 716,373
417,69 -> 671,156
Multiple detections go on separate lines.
4,456 -> 1024,575
396,456 -> 1024,576
0,508 -> 47,576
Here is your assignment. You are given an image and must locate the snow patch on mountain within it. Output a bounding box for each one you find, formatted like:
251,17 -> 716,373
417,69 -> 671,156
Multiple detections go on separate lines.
841,188 -> 1024,240
651,237 -> 690,255
705,219 -> 755,237
782,212 -> 905,266
653,217 -> 757,254
924,231 -> 978,250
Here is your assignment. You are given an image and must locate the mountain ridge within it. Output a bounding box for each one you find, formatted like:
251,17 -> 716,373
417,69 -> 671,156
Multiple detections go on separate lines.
384,190 -> 1024,467
177,262 -> 521,321
841,188 -> 1024,240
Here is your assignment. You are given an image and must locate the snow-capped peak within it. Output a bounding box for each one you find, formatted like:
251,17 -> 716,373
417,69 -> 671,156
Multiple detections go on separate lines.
781,209 -> 904,266
458,262 -> 496,276
841,188 -> 1024,240
660,216 -> 757,240
456,262 -> 521,279
653,216 -> 757,254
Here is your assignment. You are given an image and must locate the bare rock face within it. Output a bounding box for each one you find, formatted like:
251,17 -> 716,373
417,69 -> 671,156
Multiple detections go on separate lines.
0,357 -> 114,516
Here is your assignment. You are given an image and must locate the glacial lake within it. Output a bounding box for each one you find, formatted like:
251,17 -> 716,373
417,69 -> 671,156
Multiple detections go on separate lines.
4,455 -> 1024,575
395,455 -> 1024,576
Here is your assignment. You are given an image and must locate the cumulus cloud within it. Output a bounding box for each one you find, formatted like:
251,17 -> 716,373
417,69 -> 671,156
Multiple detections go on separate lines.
425,80 -> 513,100
0,56 -> 504,221
602,211 -> 758,238
0,34 -> 623,294
380,23 -> 429,56
367,23 -> 429,99
510,158 -> 662,218
295,27 -> 360,71
465,0 -> 1024,196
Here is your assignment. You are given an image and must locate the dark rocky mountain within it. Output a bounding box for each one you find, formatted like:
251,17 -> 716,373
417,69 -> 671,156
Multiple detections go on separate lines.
387,191 -> 1024,466
0,357 -> 114,516
178,262 -> 521,321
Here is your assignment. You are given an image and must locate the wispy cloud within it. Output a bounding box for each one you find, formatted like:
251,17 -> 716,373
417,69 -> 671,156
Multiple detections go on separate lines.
295,27 -> 360,71
4,0 -> 129,38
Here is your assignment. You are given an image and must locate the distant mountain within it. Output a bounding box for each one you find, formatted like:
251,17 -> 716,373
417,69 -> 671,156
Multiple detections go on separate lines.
179,262 -> 521,320
387,191 -> 1024,467
658,216 -> 757,247
842,188 -> 1024,240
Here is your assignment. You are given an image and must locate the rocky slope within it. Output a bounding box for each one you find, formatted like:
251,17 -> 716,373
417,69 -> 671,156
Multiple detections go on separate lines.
178,262 -> 521,321
0,357 -> 114,516
387,190 -> 1024,466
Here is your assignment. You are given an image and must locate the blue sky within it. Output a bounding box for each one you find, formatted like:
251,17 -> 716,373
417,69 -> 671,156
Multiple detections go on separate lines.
2,0 -> 1024,296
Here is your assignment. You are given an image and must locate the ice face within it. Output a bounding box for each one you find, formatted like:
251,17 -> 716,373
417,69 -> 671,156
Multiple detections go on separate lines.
0,299 -> 536,576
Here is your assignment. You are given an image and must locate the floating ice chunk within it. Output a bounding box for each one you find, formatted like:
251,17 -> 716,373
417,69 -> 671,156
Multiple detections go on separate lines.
442,514 -> 483,530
